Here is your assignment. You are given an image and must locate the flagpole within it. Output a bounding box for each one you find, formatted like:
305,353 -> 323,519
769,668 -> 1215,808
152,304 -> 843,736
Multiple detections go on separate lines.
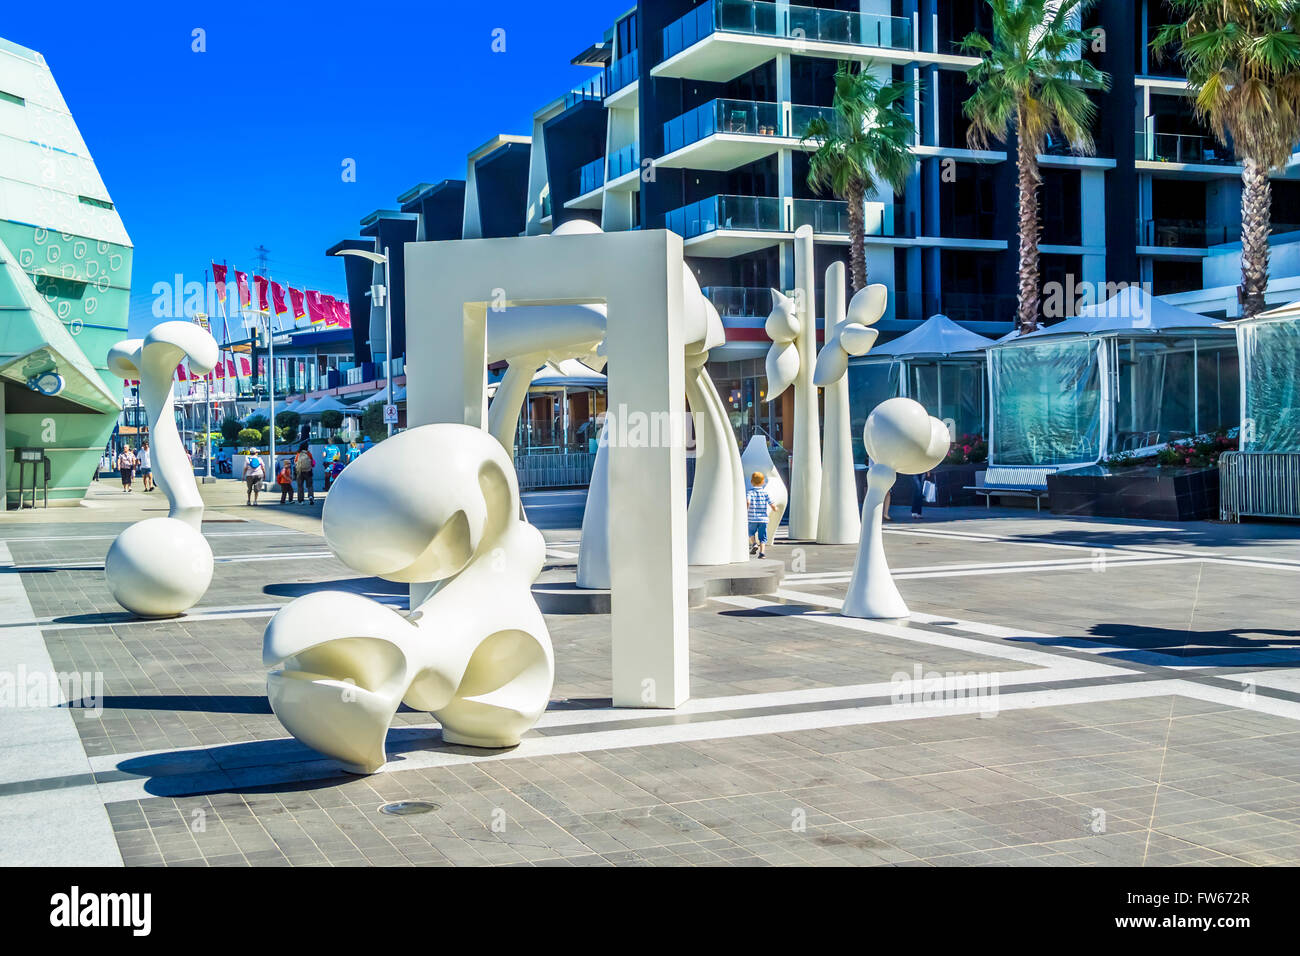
200,268 -> 215,484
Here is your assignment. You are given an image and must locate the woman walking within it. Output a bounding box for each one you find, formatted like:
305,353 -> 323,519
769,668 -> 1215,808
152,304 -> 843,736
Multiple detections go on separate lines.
243,452 -> 265,506
117,446 -> 136,492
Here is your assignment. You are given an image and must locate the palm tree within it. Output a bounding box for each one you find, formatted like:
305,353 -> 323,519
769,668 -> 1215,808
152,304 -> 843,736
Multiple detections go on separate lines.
801,63 -> 917,293
960,0 -> 1109,334
1154,0 -> 1300,319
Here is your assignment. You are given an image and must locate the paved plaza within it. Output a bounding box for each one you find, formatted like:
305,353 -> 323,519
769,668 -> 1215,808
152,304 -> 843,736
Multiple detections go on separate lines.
3,479 -> 1300,867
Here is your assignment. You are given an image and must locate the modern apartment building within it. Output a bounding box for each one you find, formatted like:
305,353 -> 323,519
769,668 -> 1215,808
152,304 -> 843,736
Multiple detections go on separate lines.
0,37 -> 129,507
326,0 -> 1300,450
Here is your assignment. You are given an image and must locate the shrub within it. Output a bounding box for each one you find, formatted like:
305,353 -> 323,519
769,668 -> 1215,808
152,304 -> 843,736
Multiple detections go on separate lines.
220,415 -> 242,443
360,402 -> 387,441
275,409 -> 301,433
943,434 -> 988,465
320,409 -> 344,436
245,414 -> 269,433
236,428 -> 262,447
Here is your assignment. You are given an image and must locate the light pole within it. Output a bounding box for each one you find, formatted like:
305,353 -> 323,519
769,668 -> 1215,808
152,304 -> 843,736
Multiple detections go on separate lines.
194,312 -> 216,483
262,308 -> 276,490
330,246 -> 393,437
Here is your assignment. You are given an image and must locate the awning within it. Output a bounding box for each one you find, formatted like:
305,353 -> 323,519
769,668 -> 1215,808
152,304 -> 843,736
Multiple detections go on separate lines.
866,314 -> 993,359
0,235 -> 121,414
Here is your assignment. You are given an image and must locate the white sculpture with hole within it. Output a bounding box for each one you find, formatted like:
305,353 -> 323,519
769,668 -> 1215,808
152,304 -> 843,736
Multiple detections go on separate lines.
103,321 -> 218,617
262,424 -> 554,773
842,398 -> 949,619
740,435 -> 787,544
813,268 -> 884,544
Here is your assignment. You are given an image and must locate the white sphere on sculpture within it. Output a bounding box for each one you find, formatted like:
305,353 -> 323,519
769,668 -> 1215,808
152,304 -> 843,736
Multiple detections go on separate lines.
863,398 -> 949,475
552,218 -> 603,236
104,517 -> 214,617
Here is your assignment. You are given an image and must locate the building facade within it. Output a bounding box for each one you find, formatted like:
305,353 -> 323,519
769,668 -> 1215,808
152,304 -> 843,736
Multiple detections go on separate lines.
0,37 -> 129,507
323,0 -> 1299,451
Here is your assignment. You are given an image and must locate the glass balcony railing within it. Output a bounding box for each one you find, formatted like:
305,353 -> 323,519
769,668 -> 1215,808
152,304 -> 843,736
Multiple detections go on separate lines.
702,286 -> 773,318
606,49 -> 639,94
1141,218 -> 1300,248
662,0 -> 913,63
1136,131 -> 1236,166
665,195 -> 783,239
563,74 -> 606,110
789,103 -> 837,138
570,156 -> 605,197
792,198 -> 894,236
663,99 -> 783,153
607,142 -> 640,180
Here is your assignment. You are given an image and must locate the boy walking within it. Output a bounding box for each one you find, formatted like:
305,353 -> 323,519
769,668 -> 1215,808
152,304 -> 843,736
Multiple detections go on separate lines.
746,471 -> 775,559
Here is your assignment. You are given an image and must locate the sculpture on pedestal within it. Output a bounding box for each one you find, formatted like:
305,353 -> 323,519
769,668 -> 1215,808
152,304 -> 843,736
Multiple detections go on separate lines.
262,424 -> 554,773
842,398 -> 949,619
813,269 -> 885,543
103,321 -> 218,617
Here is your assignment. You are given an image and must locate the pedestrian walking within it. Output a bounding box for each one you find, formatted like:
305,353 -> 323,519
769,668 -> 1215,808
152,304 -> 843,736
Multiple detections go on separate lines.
139,441 -> 153,492
911,469 -> 936,519
276,456 -> 294,505
117,446 -> 136,492
243,452 -> 265,505
746,471 -> 776,559
294,445 -> 316,504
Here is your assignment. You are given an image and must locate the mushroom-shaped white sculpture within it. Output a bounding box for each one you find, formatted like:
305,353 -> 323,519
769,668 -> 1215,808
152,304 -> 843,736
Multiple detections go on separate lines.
842,398 -> 949,619
740,435 -> 787,544
262,423 -> 554,773
813,271 -> 884,544
103,321 -> 219,617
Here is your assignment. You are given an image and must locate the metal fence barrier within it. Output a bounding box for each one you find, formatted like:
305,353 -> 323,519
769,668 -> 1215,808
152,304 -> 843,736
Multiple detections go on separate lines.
514,451 -> 596,490
1219,451 -> 1300,522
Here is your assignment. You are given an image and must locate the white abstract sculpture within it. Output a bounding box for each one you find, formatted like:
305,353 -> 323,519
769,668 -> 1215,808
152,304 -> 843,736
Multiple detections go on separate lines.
740,435 -> 787,544
262,424 -> 554,773
764,225 -> 821,540
576,418 -> 611,588
813,268 -> 884,544
842,398 -> 949,619
103,321 -> 218,617
683,269 -> 749,566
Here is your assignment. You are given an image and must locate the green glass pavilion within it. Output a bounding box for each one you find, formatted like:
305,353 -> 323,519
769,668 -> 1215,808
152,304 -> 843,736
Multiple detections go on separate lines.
0,36 -> 131,507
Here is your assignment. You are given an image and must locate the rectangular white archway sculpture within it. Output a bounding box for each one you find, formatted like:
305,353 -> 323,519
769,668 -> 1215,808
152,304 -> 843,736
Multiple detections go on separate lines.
405,229 -> 690,708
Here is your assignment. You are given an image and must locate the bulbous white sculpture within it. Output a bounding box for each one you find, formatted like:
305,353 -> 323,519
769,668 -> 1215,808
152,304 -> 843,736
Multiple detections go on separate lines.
740,435 -> 787,544
262,424 -> 555,773
842,398 -> 948,619
813,270 -> 884,544
104,321 -> 218,617
684,271 -> 749,566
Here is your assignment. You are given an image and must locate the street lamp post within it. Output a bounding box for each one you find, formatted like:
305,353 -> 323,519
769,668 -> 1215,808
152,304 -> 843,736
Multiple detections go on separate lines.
195,312 -> 216,483
330,246 -> 393,437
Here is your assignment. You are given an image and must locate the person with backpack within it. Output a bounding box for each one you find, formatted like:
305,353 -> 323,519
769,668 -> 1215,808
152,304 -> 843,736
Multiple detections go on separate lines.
242,451 -> 265,506
294,445 -> 316,504
276,456 -> 295,504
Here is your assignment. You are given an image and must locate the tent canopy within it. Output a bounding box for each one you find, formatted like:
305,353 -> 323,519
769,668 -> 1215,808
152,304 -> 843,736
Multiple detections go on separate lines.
1022,285 -> 1222,338
867,313 -> 993,358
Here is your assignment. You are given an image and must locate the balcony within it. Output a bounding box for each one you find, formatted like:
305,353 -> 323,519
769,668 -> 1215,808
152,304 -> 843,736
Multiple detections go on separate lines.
665,193 -> 894,256
563,74 -> 606,110
657,99 -> 836,171
605,50 -> 639,101
703,286 -> 772,318
658,0 -> 915,83
566,157 -> 606,209
1140,218 -> 1300,251
1137,131 -> 1236,168
606,143 -> 640,190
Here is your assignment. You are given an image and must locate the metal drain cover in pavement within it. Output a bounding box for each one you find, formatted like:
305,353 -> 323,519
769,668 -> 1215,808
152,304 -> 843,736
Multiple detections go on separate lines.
379,801 -> 440,816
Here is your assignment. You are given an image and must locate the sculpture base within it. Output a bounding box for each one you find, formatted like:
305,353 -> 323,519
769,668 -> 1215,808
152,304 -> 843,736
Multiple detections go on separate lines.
533,559 -> 784,614
440,730 -> 521,749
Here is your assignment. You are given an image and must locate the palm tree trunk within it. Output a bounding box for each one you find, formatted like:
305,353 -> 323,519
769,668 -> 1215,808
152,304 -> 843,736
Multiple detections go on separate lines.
847,181 -> 866,293
1240,159 -> 1271,319
1015,118 -> 1042,334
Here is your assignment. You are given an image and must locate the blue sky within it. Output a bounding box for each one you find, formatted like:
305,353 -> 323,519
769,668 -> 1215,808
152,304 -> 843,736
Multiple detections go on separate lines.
3,0 -> 631,336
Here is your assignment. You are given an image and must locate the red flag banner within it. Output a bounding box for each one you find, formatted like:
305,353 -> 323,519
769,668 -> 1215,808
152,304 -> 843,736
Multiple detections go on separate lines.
306,290 -> 325,324
238,356 -> 252,376
337,301 -> 352,330
235,271 -> 251,308
317,295 -> 336,325
212,263 -> 227,302
289,287 -> 306,322
175,363 -> 187,381
271,281 -> 288,316
253,275 -> 269,312
226,359 -> 236,379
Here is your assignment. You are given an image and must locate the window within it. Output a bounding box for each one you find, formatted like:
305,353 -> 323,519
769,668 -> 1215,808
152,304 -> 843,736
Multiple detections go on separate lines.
78,195 -> 114,210
0,90 -> 24,106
